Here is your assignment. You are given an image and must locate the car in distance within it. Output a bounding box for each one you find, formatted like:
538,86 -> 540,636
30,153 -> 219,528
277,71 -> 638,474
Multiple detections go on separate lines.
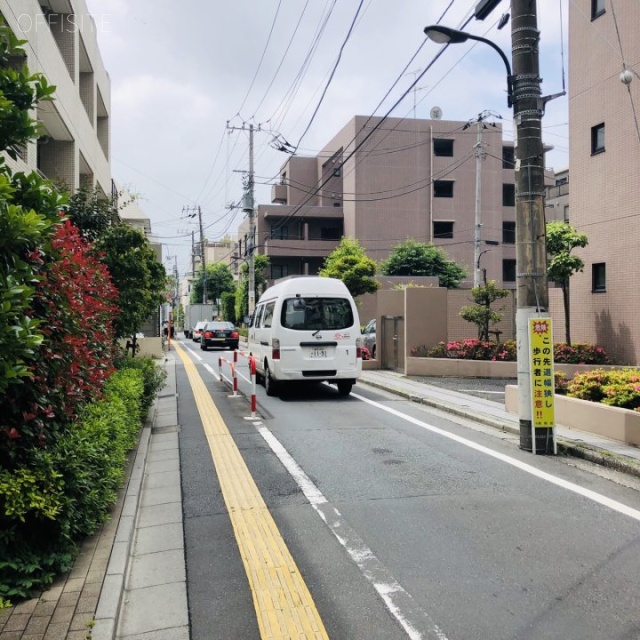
200,321 -> 240,351
362,318 -> 376,359
192,320 -> 208,343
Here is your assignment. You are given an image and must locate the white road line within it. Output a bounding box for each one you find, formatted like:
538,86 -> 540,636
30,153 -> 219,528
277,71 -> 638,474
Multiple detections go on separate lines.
352,391 -> 640,522
256,424 -> 449,640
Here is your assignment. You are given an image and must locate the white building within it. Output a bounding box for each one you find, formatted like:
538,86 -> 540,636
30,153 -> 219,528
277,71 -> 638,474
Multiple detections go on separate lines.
1,0 -> 111,197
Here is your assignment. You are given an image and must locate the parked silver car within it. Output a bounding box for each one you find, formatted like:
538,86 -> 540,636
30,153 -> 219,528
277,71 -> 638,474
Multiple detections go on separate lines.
362,319 -> 376,359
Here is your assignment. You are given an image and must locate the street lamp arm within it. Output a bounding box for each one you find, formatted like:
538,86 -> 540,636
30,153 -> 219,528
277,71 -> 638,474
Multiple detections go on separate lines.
424,25 -> 513,107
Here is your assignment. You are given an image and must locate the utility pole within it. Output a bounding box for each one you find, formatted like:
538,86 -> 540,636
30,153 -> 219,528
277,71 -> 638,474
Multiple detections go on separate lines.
184,206 -> 207,304
227,121 -> 259,318
198,205 -> 207,304
511,0 -> 553,453
472,114 -> 487,287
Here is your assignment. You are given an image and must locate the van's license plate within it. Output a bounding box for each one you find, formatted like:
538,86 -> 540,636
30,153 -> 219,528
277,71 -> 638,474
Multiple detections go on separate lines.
309,348 -> 327,358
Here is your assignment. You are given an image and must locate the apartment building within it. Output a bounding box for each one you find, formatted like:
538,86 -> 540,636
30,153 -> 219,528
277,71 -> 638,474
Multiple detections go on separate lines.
545,168 -> 569,223
1,0 -> 111,197
567,1 -> 640,364
238,115 -> 521,289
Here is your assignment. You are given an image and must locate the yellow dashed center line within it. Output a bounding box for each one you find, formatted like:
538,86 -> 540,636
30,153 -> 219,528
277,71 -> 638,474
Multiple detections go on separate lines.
176,345 -> 330,640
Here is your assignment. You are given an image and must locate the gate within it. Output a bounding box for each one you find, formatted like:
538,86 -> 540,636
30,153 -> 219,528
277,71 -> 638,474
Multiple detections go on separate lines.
381,315 -> 404,372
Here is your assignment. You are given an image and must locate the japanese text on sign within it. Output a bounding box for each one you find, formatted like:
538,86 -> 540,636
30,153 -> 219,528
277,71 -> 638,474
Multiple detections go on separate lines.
528,318 -> 555,428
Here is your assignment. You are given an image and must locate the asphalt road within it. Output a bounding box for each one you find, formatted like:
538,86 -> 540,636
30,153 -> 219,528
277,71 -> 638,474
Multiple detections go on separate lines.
176,339 -> 640,640
408,375 -> 518,403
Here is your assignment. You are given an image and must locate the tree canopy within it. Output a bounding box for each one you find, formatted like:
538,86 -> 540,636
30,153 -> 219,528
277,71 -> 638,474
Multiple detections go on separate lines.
191,262 -> 235,304
319,237 -> 379,297
95,225 -> 167,339
546,221 -> 588,344
379,238 -> 467,288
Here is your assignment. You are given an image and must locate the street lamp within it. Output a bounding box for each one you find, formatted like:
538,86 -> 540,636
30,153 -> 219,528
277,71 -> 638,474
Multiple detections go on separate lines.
423,25 -> 513,107
424,8 -> 553,455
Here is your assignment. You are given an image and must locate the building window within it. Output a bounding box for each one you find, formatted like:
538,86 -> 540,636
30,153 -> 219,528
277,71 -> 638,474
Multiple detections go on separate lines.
591,123 -> 605,154
563,205 -> 569,221
433,139 -> 454,157
433,180 -> 454,198
503,184 -> 516,207
271,265 -> 289,280
591,0 -> 605,19
271,225 -> 288,240
592,263 -> 606,292
433,221 -> 454,239
503,259 -> 516,282
332,167 -> 341,177
502,221 -> 516,244
502,146 -> 515,169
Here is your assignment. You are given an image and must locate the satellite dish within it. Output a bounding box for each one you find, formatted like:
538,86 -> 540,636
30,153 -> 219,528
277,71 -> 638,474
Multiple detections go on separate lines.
430,106 -> 443,120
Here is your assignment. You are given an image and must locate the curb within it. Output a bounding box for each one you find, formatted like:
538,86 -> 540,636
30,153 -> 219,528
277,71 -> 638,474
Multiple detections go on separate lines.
91,426 -> 151,640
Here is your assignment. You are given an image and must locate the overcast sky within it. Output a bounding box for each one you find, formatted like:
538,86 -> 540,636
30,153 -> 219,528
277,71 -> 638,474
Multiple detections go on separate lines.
84,0 -> 569,279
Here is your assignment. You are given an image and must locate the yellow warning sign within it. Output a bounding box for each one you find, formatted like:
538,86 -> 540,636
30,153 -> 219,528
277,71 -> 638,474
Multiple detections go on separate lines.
529,318 -> 555,428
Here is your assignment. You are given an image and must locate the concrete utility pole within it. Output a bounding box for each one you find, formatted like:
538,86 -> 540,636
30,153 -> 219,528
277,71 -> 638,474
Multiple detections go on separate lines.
246,124 -> 256,317
472,114 -> 488,287
227,121 -> 259,318
511,0 -> 552,453
184,206 -> 207,304
198,205 -> 207,304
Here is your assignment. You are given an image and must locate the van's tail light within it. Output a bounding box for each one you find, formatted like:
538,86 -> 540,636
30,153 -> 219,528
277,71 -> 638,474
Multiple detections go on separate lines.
356,337 -> 362,359
272,338 -> 281,360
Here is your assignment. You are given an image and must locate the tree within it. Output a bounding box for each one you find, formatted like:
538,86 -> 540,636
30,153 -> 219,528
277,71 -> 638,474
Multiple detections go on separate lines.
379,238 -> 467,288
191,262 -> 235,304
0,23 -> 61,395
546,221 -> 588,345
459,272 -> 509,341
95,225 -> 167,343
62,185 -> 122,242
319,238 -> 379,297
235,255 -> 270,322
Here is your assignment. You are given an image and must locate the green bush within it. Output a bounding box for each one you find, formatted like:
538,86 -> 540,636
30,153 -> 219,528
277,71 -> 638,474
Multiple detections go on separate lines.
568,369 -> 640,411
0,368 -> 147,605
115,355 -> 166,418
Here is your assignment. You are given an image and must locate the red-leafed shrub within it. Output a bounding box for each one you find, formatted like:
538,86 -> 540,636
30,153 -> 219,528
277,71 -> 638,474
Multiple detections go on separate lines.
0,221 -> 118,462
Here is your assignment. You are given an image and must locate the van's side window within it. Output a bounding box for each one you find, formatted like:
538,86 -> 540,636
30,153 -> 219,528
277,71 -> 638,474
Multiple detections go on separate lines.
252,305 -> 264,328
262,302 -> 275,328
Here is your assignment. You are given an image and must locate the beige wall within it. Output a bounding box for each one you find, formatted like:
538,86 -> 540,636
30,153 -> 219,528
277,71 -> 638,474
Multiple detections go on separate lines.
568,3 -> 640,365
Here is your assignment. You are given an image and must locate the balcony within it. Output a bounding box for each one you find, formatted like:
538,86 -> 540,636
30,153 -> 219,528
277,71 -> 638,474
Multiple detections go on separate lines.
261,204 -> 343,219
263,238 -> 341,258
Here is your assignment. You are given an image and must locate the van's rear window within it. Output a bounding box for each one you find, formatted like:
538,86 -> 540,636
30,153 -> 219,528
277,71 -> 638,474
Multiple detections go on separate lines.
281,297 -> 354,331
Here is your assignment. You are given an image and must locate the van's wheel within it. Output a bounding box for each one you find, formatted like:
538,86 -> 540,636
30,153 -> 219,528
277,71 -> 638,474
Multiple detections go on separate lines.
337,381 -> 353,396
264,366 -> 278,397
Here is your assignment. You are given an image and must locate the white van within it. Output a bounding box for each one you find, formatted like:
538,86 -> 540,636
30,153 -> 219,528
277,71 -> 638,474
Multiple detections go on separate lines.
248,276 -> 362,397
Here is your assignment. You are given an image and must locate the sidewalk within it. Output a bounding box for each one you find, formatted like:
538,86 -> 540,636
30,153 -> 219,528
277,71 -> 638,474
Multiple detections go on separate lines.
2,356 -> 640,640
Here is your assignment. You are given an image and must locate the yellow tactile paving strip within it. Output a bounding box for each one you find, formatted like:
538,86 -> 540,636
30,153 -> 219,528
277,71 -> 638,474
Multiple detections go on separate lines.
176,344 -> 330,640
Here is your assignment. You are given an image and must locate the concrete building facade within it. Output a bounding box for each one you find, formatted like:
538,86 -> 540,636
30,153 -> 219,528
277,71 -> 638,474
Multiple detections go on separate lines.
568,1 -> 640,364
1,0 -> 111,197
240,115 -> 521,291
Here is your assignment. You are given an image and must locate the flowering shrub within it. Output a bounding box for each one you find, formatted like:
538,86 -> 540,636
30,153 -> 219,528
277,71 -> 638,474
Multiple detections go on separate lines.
413,340 -> 608,366
554,342 -> 609,365
568,369 -> 640,411
417,339 -> 517,361
361,346 -> 371,361
0,221 -> 118,463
